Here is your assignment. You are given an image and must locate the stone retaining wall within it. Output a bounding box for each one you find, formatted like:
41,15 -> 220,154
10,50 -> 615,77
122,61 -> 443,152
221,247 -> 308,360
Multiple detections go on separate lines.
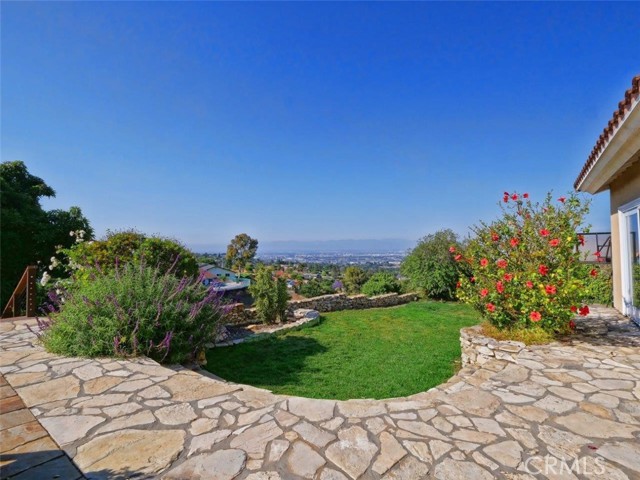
460,325 -> 526,366
224,292 -> 419,326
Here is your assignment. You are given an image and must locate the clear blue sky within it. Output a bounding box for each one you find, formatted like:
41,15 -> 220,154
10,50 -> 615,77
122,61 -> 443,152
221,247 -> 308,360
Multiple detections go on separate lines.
2,2 -> 638,251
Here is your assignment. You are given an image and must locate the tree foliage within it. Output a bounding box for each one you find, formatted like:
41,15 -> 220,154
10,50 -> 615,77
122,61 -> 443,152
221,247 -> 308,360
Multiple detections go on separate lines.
226,233 -> 258,272
0,161 -> 93,306
249,265 -> 288,324
62,230 -> 198,280
361,272 -> 401,296
342,266 -> 370,294
401,229 -> 468,300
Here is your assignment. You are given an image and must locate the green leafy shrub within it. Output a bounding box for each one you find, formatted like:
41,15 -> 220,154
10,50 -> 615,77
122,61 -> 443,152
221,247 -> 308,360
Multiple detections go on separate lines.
249,265 -> 289,324
361,272 -> 401,296
342,266 -> 370,294
39,263 -> 225,364
401,229 -> 469,300
63,230 -> 198,280
457,191 -> 591,333
580,264 -> 613,306
298,279 -> 334,298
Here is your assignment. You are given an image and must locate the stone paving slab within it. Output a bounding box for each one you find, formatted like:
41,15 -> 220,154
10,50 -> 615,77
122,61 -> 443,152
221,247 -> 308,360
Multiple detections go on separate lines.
0,374 -> 84,480
1,306 -> 639,479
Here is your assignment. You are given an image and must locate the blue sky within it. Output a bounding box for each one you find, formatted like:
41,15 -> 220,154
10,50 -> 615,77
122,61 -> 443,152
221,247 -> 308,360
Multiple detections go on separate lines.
2,2 -> 639,251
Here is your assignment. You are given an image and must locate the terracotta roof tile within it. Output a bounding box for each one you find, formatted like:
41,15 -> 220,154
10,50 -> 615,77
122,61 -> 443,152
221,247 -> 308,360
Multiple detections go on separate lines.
574,75 -> 640,190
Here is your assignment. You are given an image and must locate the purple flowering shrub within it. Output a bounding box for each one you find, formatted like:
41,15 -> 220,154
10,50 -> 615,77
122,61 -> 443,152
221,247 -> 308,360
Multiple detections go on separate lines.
40,262 -> 226,364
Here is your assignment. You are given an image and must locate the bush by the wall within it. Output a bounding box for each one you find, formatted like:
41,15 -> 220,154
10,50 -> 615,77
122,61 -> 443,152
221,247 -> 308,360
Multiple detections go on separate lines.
401,229 -> 469,300
299,279 -> 334,298
342,266 -> 370,294
361,272 -> 401,296
40,263 -> 224,364
457,191 -> 591,333
249,265 -> 289,324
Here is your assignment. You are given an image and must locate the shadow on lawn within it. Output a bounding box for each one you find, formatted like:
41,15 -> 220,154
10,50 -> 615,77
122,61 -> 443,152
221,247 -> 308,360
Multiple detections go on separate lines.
206,335 -> 328,388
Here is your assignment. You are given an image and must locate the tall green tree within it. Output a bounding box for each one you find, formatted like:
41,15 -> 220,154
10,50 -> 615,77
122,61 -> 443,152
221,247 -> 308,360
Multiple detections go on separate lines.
0,161 -> 93,306
225,233 -> 258,272
342,266 -> 369,294
401,229 -> 467,300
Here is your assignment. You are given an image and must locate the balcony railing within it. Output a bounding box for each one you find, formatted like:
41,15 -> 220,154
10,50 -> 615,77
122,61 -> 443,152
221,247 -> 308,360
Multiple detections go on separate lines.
577,232 -> 612,264
1,266 -> 38,319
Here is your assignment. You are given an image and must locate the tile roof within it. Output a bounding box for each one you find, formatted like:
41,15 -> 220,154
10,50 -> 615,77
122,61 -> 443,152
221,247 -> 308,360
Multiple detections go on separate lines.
574,75 -> 640,190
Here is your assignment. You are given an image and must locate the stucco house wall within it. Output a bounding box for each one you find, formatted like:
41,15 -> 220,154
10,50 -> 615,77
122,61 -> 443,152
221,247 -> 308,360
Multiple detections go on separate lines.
609,155 -> 640,311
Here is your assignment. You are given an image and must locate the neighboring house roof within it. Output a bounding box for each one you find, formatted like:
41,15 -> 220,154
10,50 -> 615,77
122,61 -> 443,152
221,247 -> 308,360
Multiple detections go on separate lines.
574,75 -> 640,192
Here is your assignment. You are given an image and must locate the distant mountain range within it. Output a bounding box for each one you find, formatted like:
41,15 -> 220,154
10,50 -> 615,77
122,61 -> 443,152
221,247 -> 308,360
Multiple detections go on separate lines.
190,238 -> 414,254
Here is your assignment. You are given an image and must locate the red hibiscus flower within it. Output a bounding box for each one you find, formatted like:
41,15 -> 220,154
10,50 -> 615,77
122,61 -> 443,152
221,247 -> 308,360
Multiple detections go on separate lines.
530,311 -> 541,322
569,320 -> 576,330
523,193 -> 529,199
510,238 -> 519,247
480,258 -> 489,267
480,288 -> 489,297
496,281 -> 505,293
539,229 -> 550,237
511,193 -> 518,201
503,194 -> 509,203
579,305 -> 590,316
538,265 -> 549,275
578,235 -> 585,246
558,196 -> 566,203
570,306 -> 578,313
590,269 -> 598,277
491,232 -> 500,242
497,259 -> 508,269
504,273 -> 513,281
449,246 -> 456,253
486,303 -> 496,312
526,281 -> 534,289
470,276 -> 476,283
456,281 -> 461,289
545,285 -> 557,295
549,239 -> 560,247
454,254 -> 462,261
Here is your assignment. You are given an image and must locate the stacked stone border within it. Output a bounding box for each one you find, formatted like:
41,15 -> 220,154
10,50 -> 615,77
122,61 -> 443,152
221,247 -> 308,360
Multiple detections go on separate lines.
460,325 -> 526,366
224,292 -> 419,325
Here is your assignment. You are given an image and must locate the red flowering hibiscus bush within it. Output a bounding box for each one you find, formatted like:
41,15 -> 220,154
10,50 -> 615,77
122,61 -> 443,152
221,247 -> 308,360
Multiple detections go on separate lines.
456,191 -> 591,333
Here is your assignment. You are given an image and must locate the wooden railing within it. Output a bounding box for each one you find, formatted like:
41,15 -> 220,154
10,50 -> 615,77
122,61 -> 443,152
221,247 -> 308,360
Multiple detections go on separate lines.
1,266 -> 37,318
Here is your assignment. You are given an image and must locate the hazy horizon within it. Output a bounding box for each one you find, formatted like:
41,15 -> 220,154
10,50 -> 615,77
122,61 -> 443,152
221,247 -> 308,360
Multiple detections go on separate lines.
190,238 -> 416,254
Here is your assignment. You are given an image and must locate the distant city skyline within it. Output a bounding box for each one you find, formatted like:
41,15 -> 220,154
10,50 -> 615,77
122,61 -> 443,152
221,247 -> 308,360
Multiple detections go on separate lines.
192,238 -> 416,254
3,3 -> 637,246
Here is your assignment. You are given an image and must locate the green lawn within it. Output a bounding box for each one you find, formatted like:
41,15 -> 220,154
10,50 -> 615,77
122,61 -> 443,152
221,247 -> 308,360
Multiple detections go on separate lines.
205,301 -> 481,400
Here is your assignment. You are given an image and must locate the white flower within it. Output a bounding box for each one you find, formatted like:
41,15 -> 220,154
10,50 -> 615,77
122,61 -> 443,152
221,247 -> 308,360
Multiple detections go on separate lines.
69,231 -> 75,236
50,257 -> 56,262
40,272 -> 51,286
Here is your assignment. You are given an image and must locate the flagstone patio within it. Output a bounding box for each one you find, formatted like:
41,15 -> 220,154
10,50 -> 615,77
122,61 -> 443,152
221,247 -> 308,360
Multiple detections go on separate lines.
1,306 -> 639,479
